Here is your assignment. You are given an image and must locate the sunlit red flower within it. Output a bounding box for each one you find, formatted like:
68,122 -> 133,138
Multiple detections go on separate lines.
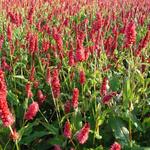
29,65 -> 35,82
135,30 -> 150,57
0,35 -> 4,50
37,90 -> 46,105
46,67 -> 51,85
110,142 -> 121,150
64,100 -> 71,114
7,24 -> 12,42
79,70 -> 86,85
125,21 -> 136,48
25,102 -> 39,120
102,92 -> 117,104
68,49 -> 75,66
63,120 -> 72,139
51,69 -> 60,98
72,88 -> 79,109
0,69 -> 14,127
76,122 -> 90,144
25,83 -> 33,99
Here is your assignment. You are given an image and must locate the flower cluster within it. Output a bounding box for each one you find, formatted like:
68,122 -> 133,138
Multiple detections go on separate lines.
0,69 -> 14,127
25,101 -> 39,121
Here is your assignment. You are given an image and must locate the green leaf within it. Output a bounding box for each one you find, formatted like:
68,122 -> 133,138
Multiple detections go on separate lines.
12,75 -> 28,82
40,122 -> 58,135
109,117 -> 129,145
123,78 -> 134,105
48,135 -> 65,146
7,90 -> 20,105
110,75 -> 121,91
20,131 -> 50,144
142,118 -> 150,129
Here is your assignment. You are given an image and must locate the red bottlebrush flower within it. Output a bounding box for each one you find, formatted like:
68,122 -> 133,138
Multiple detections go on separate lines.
25,102 -> 39,120
10,129 -> 20,141
25,83 -> 33,99
135,30 -> 150,57
0,69 -> 14,127
1,57 -> 12,71
79,70 -> 86,85
84,48 -> 90,61
76,122 -> 90,144
72,88 -> 79,109
7,24 -> 12,42
52,27 -> 63,51
100,77 -> 109,96
28,34 -> 38,55
64,100 -> 71,114
27,6 -> 35,24
42,24 -> 50,34
102,92 -> 117,104
8,12 -> 22,27
63,18 -> 69,26
51,69 -> 60,98
68,49 -> 75,66
110,142 -> 121,150
63,120 -> 72,139
42,40 -> 50,52
76,46 -> 85,62
125,21 -> 136,48
33,81 -> 39,89
46,67 -> 51,85
0,35 -> 4,50
36,21 -> 42,31
91,13 -> 103,32
37,90 -> 46,105
29,65 -> 35,81
75,31 -> 85,62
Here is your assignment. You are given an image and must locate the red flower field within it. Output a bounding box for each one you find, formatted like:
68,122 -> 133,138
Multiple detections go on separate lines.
0,0 -> 150,149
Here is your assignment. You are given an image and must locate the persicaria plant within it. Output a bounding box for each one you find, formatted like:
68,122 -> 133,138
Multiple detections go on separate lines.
0,0 -> 150,149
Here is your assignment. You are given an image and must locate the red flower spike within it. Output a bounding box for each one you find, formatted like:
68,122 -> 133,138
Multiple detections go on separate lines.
0,69 -> 14,127
37,90 -> 46,105
7,24 -> 12,42
135,30 -> 150,57
33,81 -> 39,89
25,102 -> 39,121
64,100 -> 71,114
29,65 -> 35,82
68,49 -> 75,66
102,92 -> 117,104
79,70 -> 86,85
63,120 -> 72,139
51,69 -> 60,98
125,21 -> 136,48
25,83 -> 33,99
0,35 -> 4,50
110,142 -> 121,150
1,57 -> 12,72
76,122 -> 90,144
72,88 -> 79,109
46,67 -> 51,85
